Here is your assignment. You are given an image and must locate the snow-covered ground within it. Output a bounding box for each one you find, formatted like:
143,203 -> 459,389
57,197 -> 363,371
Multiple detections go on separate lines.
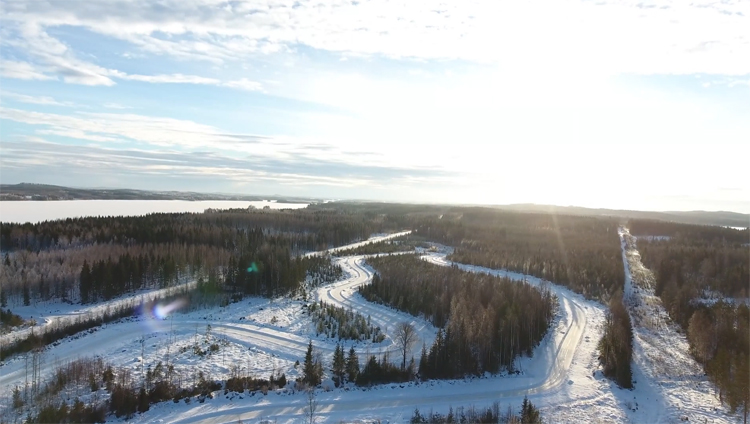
124,255 -> 630,423
100,251 -> 606,424
1,280 -> 196,346
2,230 -> 739,423
0,234 -> 412,412
619,227 -> 736,423
0,200 -> 309,224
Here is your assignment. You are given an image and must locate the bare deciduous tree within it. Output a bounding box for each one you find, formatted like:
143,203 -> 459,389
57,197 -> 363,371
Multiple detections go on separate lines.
304,388 -> 318,424
394,321 -> 418,370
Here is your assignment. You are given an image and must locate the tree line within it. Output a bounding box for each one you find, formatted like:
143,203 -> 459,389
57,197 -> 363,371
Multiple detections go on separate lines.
687,302 -> 749,422
597,293 -> 633,388
300,340 -> 412,388
632,221 -> 748,328
1,207 -> 404,306
410,397 -> 542,424
11,353 -> 287,423
629,219 -> 748,243
630,219 -> 749,423
361,255 -> 555,377
0,207 -> 397,252
0,242 -> 229,306
411,208 -> 624,301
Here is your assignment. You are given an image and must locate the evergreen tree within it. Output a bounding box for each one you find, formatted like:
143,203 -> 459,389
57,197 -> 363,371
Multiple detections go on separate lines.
728,350 -> 750,424
362,254 -> 554,378
346,346 -> 360,383
39,276 -> 47,300
418,344 -> 428,377
22,283 -> 30,306
332,343 -> 346,386
521,396 -> 541,424
137,387 -> 149,413
425,329 -> 447,379
80,261 -> 92,304
597,294 -> 633,388
302,340 -> 321,387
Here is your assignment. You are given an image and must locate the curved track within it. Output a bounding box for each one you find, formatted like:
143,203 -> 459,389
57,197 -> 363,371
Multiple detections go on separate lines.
0,235 -> 414,401
315,255 -> 438,356
155,254 -> 588,423
1,239 -> 590,423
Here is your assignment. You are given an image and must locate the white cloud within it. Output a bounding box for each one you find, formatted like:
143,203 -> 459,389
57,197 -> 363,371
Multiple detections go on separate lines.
728,78 -> 750,89
1,0 -> 748,211
0,45 -> 263,90
117,72 -> 220,85
0,134 -> 450,190
0,106 -> 386,167
2,92 -> 76,107
1,0 -> 747,101
0,60 -> 56,81
36,128 -> 122,143
114,73 -> 264,90
221,78 -> 263,91
2,0 -> 749,76
3,23 -> 118,85
1,16 -> 263,89
102,102 -> 132,109
0,106 -> 227,148
0,106 -> 456,191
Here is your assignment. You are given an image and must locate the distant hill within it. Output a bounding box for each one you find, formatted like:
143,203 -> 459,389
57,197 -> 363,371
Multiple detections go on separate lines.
0,183 -> 317,204
2,184 -> 746,228
492,204 -> 749,228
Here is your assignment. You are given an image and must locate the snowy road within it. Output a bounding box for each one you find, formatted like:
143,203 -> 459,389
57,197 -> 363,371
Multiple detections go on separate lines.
421,254 -> 587,396
315,255 -> 438,356
0,236 -> 415,402
2,234 -> 610,423
141,254 -> 591,423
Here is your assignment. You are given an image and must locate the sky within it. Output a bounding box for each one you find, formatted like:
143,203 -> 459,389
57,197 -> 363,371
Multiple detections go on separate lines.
0,0 -> 748,213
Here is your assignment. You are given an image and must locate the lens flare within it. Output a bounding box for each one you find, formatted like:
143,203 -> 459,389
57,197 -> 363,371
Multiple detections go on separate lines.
153,298 -> 187,319
137,297 -> 188,332
247,262 -> 259,273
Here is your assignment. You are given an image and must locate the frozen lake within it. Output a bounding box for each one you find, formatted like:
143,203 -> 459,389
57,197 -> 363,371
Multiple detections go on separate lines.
0,200 -> 309,224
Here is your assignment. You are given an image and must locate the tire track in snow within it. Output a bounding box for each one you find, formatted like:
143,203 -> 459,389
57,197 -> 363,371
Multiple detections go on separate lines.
166,253 -> 591,424
3,233 -> 603,424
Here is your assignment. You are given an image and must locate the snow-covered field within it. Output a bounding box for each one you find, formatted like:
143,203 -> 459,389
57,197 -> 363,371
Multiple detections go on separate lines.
1,231 -> 740,423
0,200 -> 309,224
